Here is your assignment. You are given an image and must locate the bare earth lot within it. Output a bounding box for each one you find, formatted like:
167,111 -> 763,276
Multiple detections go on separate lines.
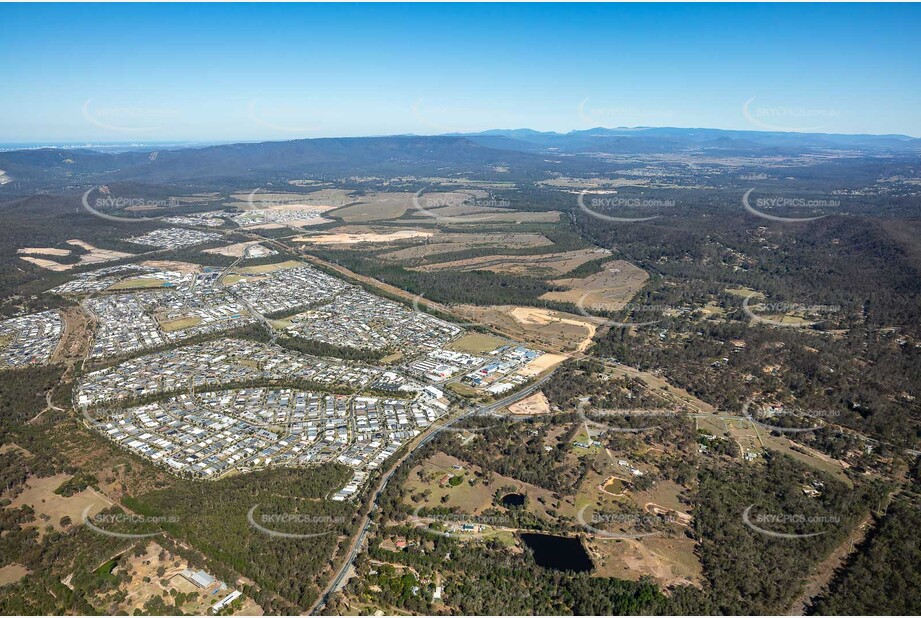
19,240 -> 134,271
0,564 -> 29,587
293,229 -> 434,245
451,305 -> 601,353
507,390 -> 551,415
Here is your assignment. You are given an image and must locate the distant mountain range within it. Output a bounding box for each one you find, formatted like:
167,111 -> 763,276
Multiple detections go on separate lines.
1,126 -> 919,191
451,126 -> 921,155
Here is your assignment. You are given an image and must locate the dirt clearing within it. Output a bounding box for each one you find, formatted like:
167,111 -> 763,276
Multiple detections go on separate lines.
203,241 -> 275,257
415,248 -> 610,277
294,229 -> 434,245
452,305 -> 601,353
507,391 -> 552,415
0,564 -> 29,587
6,473 -> 111,538
379,232 -> 553,261
541,260 -> 648,309
18,247 -> 72,256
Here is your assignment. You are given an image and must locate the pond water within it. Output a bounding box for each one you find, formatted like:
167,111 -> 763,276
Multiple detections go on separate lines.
519,533 -> 593,573
501,493 -> 525,507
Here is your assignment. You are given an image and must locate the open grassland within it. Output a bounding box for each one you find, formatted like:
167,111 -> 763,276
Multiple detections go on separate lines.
418,176 -> 517,189
540,260 -> 649,309
538,176 -> 652,189
53,305 -> 94,363
451,305 -> 601,353
760,433 -> 853,486
18,247 -> 72,256
227,188 -> 353,209
445,332 -> 506,354
140,260 -> 202,274
237,259 -> 302,274
725,286 -> 762,298
408,207 -> 560,224
107,277 -> 169,290
293,228 -> 434,245
402,452 -> 558,521
4,473 -> 111,539
378,231 -> 554,261
414,248 -> 610,277
327,191 -> 467,223
203,240 -> 271,257
587,535 -> 704,588
158,316 -> 203,332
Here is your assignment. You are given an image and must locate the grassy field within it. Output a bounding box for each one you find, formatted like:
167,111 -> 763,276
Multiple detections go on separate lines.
5,473 -> 111,539
761,433 -> 853,486
725,286 -> 762,298
453,305 -> 600,353
230,189 -> 353,206
446,332 -> 506,354
379,232 -> 553,261
158,316 -> 203,332
408,207 -> 560,224
541,260 -> 649,309
107,277 -> 168,290
221,274 -> 243,285
380,350 -> 404,364
238,259 -> 302,274
446,382 -> 480,398
586,535 -> 704,588
326,192 -> 469,223
402,452 -> 558,521
414,248 -> 606,277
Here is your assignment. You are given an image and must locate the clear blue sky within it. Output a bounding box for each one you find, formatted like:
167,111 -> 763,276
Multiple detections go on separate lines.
2,2 -> 920,142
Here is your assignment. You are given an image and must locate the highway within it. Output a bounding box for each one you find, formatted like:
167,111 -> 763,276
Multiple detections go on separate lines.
308,369 -> 557,615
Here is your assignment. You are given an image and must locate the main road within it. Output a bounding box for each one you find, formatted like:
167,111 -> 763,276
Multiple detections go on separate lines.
308,369 -> 558,615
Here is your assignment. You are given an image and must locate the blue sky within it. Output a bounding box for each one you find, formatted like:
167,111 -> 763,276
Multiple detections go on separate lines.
1,3 -> 920,142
